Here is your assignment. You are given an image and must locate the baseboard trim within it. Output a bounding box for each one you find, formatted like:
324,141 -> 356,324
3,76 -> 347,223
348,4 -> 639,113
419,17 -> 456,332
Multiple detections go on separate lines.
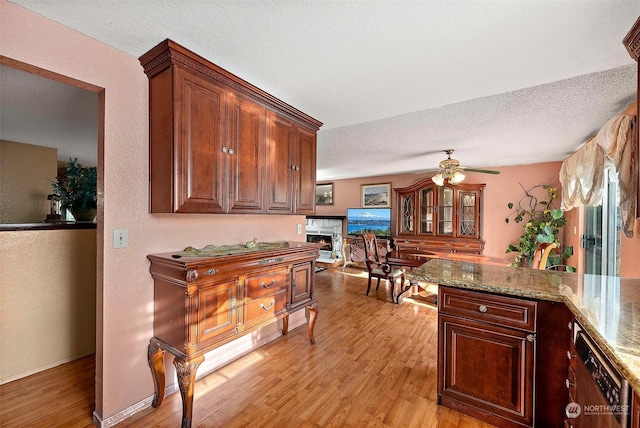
0,350 -> 94,385
93,316 -> 307,427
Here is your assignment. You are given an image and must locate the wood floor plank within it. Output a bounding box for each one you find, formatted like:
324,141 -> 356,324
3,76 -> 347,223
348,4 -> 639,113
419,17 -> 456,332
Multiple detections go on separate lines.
0,268 -> 495,428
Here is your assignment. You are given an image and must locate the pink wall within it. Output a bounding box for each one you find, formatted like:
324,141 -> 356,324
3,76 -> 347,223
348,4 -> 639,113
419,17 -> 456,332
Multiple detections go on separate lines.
317,162 -> 565,262
1,0 -> 305,421
620,218 -> 640,277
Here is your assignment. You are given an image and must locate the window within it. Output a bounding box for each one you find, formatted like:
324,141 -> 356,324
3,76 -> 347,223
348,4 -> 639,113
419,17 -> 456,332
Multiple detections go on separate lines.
583,162 -> 621,276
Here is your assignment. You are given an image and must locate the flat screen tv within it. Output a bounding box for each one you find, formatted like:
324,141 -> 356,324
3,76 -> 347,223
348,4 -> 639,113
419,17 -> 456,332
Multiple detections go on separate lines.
346,207 -> 391,237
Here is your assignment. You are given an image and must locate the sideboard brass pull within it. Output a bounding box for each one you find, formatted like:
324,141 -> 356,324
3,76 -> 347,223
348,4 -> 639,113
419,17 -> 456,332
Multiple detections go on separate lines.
260,300 -> 275,311
203,268 -> 218,276
258,257 -> 284,265
261,279 -> 276,288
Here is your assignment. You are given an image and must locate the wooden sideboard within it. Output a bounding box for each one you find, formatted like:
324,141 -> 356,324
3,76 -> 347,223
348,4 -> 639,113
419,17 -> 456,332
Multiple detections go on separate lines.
147,242 -> 319,428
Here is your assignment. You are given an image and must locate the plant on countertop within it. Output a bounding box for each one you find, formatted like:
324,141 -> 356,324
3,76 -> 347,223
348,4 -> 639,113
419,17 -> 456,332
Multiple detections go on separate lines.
51,158 -> 97,220
505,184 -> 573,269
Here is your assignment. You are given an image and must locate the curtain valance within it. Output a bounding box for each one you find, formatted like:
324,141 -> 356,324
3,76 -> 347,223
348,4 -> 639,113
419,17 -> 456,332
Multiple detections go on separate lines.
559,106 -> 636,237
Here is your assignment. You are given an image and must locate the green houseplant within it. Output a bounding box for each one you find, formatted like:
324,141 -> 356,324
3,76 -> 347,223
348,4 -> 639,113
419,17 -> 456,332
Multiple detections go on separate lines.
505,184 -> 573,269
51,158 -> 97,221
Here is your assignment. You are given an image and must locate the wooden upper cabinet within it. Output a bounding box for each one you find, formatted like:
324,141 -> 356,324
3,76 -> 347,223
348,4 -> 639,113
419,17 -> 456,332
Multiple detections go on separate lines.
394,177 -> 485,254
266,111 -> 295,213
228,93 -> 266,213
265,114 -> 317,214
294,125 -> 317,214
149,65 -> 228,213
139,39 -> 322,215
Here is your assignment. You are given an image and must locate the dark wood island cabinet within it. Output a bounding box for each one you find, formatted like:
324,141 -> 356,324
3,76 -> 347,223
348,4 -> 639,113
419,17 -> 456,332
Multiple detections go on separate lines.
147,242 -> 319,428
408,259 -> 640,428
438,285 -> 572,428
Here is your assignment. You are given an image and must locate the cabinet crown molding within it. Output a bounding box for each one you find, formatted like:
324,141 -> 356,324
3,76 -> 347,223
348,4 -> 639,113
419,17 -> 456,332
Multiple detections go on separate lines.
139,38 -> 323,130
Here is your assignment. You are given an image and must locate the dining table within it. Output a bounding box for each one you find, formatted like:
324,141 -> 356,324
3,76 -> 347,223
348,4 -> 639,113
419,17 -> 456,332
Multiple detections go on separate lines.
385,249 -> 510,303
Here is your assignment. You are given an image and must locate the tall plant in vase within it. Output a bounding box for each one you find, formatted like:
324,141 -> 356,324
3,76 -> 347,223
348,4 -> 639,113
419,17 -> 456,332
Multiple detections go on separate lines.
505,184 -> 573,269
51,158 -> 97,222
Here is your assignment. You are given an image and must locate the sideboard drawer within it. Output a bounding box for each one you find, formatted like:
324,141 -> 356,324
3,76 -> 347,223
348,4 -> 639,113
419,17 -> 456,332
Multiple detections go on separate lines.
439,286 -> 537,332
246,269 -> 288,298
245,288 -> 287,324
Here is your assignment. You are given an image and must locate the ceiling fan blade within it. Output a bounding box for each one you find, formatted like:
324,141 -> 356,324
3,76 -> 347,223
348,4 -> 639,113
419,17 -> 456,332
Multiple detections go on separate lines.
459,167 -> 500,175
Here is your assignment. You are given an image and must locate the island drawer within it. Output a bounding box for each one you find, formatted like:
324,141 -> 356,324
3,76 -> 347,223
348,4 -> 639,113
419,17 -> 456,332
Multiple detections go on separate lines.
439,286 -> 537,332
245,269 -> 288,298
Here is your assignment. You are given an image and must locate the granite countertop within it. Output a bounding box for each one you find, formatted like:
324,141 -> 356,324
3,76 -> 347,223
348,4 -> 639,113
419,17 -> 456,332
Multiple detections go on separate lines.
407,259 -> 640,393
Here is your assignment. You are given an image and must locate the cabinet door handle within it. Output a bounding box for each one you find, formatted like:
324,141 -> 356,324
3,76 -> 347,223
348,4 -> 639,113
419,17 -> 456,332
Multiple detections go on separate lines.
260,300 -> 275,310
222,146 -> 228,154
261,279 -> 276,288
228,148 -> 234,155
565,378 -> 574,389
478,305 -> 488,313
526,334 -> 536,342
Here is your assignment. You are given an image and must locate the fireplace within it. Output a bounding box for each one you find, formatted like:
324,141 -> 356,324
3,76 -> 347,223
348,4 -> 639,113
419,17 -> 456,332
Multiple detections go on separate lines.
306,233 -> 333,252
305,216 -> 344,263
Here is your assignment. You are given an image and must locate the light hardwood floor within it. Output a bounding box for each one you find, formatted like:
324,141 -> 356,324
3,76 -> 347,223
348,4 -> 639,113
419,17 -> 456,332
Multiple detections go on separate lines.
0,268 -> 494,428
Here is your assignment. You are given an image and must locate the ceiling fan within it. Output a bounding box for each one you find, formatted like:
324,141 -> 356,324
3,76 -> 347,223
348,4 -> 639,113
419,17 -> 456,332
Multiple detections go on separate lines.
424,149 -> 500,186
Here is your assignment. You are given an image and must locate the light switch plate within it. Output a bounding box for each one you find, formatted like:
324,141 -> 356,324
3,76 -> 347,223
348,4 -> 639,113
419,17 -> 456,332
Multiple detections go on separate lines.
113,229 -> 128,248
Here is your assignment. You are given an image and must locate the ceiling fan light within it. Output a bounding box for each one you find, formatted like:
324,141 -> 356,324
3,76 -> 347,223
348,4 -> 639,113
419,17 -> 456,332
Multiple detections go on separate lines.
432,173 -> 445,186
450,171 -> 465,184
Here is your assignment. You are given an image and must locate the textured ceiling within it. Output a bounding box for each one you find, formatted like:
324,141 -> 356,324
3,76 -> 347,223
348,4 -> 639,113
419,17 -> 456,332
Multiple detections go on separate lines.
2,1 -> 639,179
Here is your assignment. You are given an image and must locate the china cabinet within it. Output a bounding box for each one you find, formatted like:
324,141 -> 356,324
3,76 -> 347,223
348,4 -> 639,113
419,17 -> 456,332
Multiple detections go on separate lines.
139,39 -> 321,215
393,177 -> 485,254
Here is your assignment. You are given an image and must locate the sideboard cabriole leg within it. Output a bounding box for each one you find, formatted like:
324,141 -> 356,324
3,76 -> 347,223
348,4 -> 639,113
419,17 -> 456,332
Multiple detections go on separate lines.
282,314 -> 289,335
307,302 -> 318,344
148,339 -> 166,408
173,355 -> 204,428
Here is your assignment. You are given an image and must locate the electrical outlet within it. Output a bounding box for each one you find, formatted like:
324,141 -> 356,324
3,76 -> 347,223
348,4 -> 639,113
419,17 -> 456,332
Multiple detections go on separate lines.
113,229 -> 128,248
297,224 -> 302,234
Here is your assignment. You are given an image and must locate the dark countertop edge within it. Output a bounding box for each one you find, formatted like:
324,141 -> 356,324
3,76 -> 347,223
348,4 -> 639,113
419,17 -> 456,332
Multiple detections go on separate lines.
407,264 -> 640,395
0,222 -> 97,231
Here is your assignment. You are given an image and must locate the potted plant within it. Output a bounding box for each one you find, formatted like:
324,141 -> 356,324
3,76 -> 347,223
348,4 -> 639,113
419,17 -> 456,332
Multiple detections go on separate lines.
505,184 -> 573,269
51,158 -> 97,221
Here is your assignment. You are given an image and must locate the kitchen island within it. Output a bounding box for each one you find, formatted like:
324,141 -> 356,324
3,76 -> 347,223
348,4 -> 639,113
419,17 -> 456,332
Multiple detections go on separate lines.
407,259 -> 640,428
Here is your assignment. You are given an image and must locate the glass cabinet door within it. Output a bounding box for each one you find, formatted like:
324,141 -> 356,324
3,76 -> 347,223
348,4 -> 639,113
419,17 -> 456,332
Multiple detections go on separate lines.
419,187 -> 434,234
438,186 -> 454,235
459,191 -> 477,236
399,194 -> 414,234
